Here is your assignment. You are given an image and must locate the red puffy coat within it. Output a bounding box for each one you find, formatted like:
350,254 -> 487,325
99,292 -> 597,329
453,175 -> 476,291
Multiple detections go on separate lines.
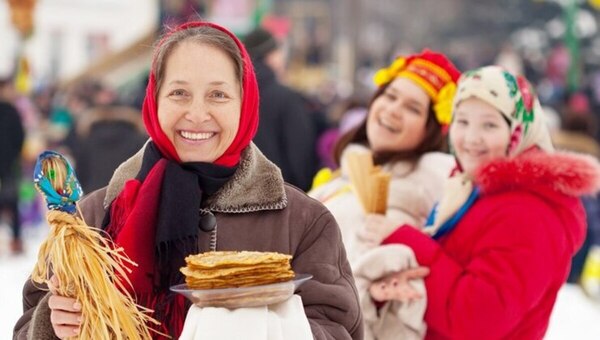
383,150 -> 600,340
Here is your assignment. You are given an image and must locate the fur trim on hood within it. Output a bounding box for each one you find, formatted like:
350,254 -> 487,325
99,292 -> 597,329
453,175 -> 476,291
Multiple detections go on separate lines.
476,150 -> 600,197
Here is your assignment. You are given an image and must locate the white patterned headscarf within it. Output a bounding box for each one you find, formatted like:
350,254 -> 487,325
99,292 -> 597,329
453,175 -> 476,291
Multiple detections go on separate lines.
452,65 -> 554,157
426,66 -> 554,236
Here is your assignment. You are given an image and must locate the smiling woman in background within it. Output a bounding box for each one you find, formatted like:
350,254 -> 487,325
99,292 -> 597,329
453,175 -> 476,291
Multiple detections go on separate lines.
310,50 -> 460,265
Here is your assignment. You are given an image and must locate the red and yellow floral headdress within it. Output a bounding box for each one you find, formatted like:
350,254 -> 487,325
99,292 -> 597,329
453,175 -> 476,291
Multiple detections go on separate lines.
374,49 -> 461,129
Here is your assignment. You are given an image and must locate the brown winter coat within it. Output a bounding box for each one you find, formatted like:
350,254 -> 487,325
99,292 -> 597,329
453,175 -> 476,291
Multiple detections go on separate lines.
13,143 -> 363,340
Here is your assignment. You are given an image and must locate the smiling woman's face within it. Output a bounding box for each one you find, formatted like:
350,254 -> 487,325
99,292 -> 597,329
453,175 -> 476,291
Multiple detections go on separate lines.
366,77 -> 431,153
157,41 -> 242,163
450,97 -> 511,175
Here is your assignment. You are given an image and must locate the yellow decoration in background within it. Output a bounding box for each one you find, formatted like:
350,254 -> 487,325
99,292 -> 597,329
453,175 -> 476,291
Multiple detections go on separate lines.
15,56 -> 31,94
589,0 -> 600,10
581,245 -> 600,300
311,167 -> 335,190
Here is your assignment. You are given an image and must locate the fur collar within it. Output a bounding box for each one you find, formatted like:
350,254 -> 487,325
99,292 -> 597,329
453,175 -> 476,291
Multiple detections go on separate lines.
104,143 -> 287,212
476,150 -> 600,197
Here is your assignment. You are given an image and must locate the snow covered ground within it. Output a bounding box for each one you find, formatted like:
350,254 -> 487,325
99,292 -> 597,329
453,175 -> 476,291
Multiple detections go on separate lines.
0,224 -> 49,338
1,224 -> 600,339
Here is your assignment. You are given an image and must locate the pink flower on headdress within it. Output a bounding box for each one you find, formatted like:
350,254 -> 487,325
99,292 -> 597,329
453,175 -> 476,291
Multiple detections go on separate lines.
517,76 -> 534,112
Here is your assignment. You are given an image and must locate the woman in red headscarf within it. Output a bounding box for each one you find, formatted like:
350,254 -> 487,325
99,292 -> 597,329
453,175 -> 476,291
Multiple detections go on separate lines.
14,22 -> 361,340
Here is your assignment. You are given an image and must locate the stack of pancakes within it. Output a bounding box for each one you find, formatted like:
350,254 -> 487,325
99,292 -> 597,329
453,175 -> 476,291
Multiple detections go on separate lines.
181,251 -> 295,289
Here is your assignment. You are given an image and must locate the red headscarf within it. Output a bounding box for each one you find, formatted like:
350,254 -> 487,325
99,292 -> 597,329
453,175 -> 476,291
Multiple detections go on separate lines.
142,21 -> 259,166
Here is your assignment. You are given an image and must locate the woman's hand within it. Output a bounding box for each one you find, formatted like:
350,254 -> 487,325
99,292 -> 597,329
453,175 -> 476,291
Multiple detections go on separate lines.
369,266 -> 430,303
358,214 -> 401,246
47,275 -> 82,339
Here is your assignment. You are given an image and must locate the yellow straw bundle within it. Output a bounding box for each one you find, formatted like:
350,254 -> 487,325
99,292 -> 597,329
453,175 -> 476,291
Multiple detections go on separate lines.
346,151 -> 391,214
31,155 -> 161,339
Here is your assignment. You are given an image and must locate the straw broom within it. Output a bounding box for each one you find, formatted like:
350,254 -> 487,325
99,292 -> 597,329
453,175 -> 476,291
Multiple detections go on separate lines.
31,151 -> 161,339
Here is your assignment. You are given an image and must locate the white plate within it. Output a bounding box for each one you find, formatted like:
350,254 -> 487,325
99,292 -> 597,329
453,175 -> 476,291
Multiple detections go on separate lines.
171,274 -> 313,308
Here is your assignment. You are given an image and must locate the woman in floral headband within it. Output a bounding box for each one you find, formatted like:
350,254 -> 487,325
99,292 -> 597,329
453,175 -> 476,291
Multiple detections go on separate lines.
372,66 -> 600,339
310,49 -> 460,266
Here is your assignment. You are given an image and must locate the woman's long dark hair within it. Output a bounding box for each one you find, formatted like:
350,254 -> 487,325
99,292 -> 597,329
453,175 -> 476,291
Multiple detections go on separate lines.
333,82 -> 447,166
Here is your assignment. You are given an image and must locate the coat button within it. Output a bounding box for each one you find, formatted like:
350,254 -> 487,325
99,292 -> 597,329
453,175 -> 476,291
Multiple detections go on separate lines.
199,211 -> 216,232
